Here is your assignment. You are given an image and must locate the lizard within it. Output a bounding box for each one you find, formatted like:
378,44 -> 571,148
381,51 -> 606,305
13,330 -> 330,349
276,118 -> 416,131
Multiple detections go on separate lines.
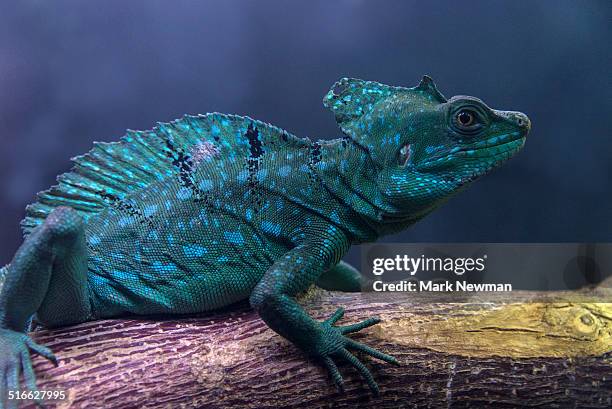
0,75 -> 530,406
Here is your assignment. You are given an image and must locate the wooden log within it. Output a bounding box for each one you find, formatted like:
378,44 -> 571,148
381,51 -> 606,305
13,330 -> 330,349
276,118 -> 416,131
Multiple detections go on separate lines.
19,288 -> 612,408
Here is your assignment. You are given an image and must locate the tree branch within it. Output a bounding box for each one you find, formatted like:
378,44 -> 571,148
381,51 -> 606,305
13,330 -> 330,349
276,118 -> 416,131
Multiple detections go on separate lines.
24,289 -> 612,408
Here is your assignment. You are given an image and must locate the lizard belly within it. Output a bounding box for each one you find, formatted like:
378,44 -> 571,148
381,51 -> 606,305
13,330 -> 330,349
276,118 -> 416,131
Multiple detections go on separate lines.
87,247 -> 284,317
88,261 -> 267,318
85,212 -> 289,318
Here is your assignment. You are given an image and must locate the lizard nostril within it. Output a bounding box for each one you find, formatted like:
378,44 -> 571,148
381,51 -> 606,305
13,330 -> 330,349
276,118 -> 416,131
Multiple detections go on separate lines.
515,113 -> 531,133
493,110 -> 531,133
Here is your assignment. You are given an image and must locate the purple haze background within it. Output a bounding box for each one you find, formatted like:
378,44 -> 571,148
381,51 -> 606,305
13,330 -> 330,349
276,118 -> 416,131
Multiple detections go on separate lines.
0,0 -> 610,267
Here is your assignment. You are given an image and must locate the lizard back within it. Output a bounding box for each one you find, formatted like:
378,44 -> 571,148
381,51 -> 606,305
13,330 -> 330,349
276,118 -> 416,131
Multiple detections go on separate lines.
21,113 -> 309,236
20,114 -> 334,316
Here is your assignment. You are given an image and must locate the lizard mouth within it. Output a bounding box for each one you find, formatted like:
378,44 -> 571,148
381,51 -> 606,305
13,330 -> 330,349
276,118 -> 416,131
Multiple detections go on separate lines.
451,137 -> 526,185
417,133 -> 525,172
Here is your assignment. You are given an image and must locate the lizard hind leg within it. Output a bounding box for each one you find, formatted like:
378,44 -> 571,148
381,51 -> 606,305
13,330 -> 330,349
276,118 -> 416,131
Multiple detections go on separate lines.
33,206 -> 92,328
1,205 -> 92,330
0,206 -> 91,408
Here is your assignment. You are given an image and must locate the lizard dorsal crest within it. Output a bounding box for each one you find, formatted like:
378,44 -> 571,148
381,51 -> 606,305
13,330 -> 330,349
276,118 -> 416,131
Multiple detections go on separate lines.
323,76 -> 447,140
20,113 -> 305,236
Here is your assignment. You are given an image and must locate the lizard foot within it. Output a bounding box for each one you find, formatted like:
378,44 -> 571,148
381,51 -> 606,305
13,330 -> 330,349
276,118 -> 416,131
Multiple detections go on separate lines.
0,328 -> 57,409
314,307 -> 399,395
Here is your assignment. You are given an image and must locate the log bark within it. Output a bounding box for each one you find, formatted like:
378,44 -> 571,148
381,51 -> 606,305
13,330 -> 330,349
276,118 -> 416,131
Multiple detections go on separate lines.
21,288 -> 612,409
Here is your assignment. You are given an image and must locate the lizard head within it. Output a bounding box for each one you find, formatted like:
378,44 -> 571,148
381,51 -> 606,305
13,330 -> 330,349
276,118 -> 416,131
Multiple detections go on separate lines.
324,76 -> 529,227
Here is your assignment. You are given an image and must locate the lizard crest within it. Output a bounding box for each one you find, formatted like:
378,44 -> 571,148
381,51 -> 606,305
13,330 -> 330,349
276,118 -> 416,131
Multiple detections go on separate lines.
20,114 -> 307,236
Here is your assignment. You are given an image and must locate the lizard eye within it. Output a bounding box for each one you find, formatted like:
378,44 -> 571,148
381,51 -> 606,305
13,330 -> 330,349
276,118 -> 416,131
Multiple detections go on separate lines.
451,106 -> 486,136
456,110 -> 475,127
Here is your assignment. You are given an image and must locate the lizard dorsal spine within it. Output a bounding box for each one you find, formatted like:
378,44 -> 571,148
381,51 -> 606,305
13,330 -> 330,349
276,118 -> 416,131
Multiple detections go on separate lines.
21,113 -> 307,236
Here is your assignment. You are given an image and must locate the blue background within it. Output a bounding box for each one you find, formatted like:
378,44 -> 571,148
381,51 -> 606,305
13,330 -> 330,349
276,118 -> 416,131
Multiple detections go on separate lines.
1,0 -> 610,267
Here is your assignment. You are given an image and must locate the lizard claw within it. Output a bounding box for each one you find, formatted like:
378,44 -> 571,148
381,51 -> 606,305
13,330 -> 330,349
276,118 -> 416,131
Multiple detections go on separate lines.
24,338 -> 58,367
315,307 -> 398,395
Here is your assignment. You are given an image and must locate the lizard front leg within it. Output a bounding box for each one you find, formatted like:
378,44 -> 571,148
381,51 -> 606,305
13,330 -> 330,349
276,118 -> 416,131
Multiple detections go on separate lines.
0,206 -> 91,408
316,261 -> 369,292
249,225 -> 398,394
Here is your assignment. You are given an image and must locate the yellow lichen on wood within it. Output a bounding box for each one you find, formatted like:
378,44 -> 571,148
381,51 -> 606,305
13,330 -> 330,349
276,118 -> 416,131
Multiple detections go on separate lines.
374,303 -> 612,358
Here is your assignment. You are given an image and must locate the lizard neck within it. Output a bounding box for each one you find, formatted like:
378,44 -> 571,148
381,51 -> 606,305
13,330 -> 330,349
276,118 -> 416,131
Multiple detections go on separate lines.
315,137 -> 394,243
